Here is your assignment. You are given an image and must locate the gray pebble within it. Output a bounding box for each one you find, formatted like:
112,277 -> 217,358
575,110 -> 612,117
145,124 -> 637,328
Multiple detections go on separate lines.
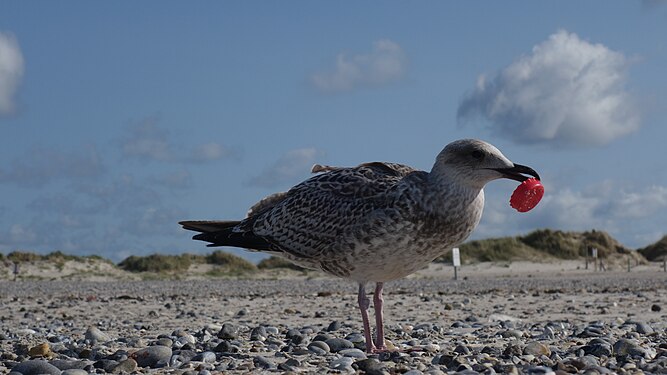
85,326 -> 110,344
250,326 -> 268,341
278,358 -> 301,371
111,359 -> 137,374
218,323 -> 238,340
330,356 -> 354,371
523,342 -> 551,356
49,360 -> 91,370
326,337 -> 354,352
62,370 -> 88,375
634,322 -> 654,334
356,358 -> 388,375
131,345 -> 172,368
339,348 -> 367,358
613,338 -> 646,358
313,333 -> 333,342
10,360 -> 61,375
194,351 -> 216,363
265,326 -> 280,335
308,340 -> 330,355
327,320 -> 342,332
253,356 -> 276,369
583,338 -> 612,357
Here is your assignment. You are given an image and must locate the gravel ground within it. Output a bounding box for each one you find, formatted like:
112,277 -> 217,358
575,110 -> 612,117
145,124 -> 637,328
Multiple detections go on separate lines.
1,271 -> 666,374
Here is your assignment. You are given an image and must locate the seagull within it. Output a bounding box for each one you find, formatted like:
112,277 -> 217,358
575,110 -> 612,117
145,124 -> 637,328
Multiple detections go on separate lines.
180,139 -> 540,353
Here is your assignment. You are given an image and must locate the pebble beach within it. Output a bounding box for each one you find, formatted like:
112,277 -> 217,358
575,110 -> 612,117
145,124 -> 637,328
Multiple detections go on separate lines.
1,266 -> 666,374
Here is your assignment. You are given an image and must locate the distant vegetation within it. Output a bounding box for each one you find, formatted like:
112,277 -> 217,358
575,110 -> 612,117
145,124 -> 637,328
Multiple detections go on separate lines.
2,251 -> 111,263
118,251 -> 257,274
118,254 -> 194,273
3,230 -> 666,278
257,256 -> 306,271
638,235 -> 667,261
437,229 -> 633,264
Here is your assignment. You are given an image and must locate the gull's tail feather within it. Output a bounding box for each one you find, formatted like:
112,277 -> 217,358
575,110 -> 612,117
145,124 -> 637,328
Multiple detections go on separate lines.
179,220 -> 272,251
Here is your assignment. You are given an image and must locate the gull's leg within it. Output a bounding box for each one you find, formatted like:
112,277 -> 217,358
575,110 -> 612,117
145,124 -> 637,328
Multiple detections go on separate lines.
373,282 -> 387,351
358,283 -> 376,353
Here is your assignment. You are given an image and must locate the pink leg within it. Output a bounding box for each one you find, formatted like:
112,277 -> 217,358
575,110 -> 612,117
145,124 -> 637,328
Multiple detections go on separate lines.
357,283 -> 377,353
373,282 -> 387,350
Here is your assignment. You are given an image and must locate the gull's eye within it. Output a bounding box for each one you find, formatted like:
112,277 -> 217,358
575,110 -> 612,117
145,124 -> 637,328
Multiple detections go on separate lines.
471,150 -> 484,160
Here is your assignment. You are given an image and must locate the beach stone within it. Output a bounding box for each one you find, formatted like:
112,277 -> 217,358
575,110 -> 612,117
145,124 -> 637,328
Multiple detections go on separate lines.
169,355 -> 189,368
308,340 -> 330,354
613,338 -> 646,358
339,348 -> 366,358
278,358 -> 301,371
330,357 -> 354,372
651,304 -> 661,312
62,370 -> 88,375
85,326 -> 110,344
250,326 -> 268,341
326,338 -> 354,352
634,322 -> 654,334
313,333 -> 333,342
356,358 -> 389,375
11,360 -> 61,375
195,351 -> 217,363
28,343 -> 52,358
49,360 -> 91,371
214,340 -> 239,353
265,326 -> 279,335
111,358 -> 137,374
253,356 -> 276,369
94,359 -> 119,372
524,342 -> 551,356
583,338 -> 613,357
524,365 -> 555,374
327,320 -> 342,332
131,345 -> 172,368
501,329 -> 524,339
454,344 -> 471,355
218,323 -> 238,340
155,337 -> 173,347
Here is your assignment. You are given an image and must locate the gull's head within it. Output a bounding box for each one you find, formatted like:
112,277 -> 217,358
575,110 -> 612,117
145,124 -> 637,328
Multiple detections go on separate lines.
432,139 -> 540,189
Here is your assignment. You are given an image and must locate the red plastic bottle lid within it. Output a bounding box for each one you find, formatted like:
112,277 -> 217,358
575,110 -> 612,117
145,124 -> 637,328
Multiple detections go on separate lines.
510,178 -> 544,212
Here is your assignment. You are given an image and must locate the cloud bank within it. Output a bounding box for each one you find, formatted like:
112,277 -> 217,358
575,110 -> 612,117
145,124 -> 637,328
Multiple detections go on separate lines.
247,148 -> 320,188
120,117 -> 235,163
476,181 -> 667,248
312,39 -> 406,92
0,145 -> 105,187
0,32 -> 24,115
458,30 -> 639,147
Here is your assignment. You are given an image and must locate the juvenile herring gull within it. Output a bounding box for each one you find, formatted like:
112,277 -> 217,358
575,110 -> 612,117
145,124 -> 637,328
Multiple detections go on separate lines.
180,139 -> 540,353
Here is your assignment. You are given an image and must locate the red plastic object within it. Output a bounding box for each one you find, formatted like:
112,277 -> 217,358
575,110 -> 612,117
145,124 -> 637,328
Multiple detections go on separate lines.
510,178 -> 544,212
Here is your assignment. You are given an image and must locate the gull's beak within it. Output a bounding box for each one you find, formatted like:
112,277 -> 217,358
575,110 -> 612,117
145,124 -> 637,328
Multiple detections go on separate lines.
494,163 -> 541,182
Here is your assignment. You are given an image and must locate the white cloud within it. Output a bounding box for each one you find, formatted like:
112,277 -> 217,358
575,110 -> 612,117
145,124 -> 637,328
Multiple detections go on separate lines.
121,117 -> 172,161
0,32 -> 23,115
312,39 -> 406,92
458,30 -> 639,147
120,117 -> 235,164
189,142 -> 234,162
0,145 -> 105,187
247,148 -> 321,188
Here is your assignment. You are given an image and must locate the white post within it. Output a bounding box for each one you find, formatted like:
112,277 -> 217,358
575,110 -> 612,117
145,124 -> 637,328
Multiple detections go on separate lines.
452,247 -> 461,280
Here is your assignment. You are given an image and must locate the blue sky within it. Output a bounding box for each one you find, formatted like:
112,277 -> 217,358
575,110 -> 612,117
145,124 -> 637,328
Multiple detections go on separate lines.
1,1 -> 666,262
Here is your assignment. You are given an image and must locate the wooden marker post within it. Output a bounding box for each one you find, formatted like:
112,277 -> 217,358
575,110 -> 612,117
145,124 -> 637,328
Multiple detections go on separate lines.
452,247 -> 461,281
592,248 -> 598,272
